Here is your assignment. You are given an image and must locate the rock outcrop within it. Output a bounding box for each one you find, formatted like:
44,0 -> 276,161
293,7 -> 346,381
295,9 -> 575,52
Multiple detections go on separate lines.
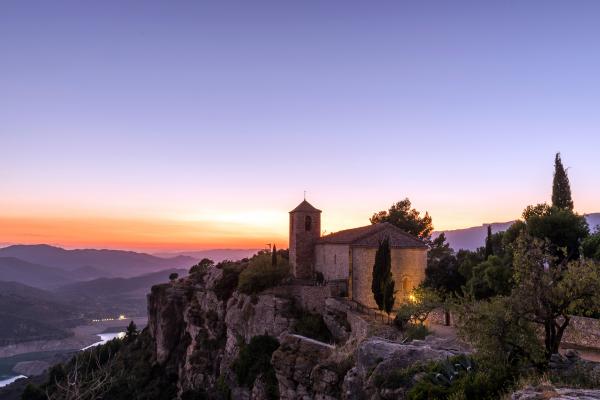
146,265 -> 469,399
511,386 -> 600,399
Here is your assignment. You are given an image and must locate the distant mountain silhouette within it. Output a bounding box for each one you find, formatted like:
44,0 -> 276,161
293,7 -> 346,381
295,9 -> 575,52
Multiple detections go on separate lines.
153,249 -> 260,262
0,257 -> 75,289
57,268 -> 188,299
0,281 -> 81,345
55,268 -> 189,317
0,244 -> 197,278
436,213 -> 600,251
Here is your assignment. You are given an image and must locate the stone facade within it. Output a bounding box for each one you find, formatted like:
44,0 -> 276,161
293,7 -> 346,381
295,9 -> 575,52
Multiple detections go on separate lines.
314,243 -> 350,281
351,247 -> 427,309
289,200 -> 428,309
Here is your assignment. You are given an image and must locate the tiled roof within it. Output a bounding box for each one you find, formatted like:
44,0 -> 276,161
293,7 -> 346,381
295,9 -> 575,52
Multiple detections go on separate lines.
290,200 -> 322,213
317,222 -> 428,249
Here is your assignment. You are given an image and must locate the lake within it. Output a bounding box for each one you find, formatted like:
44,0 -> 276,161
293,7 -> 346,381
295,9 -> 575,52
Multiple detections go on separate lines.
0,331 -> 125,388
81,332 -> 126,351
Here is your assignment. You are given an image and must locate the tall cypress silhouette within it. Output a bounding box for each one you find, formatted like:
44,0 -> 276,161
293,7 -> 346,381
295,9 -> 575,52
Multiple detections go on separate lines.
485,225 -> 493,259
271,244 -> 277,266
372,238 -> 391,311
552,153 -> 574,210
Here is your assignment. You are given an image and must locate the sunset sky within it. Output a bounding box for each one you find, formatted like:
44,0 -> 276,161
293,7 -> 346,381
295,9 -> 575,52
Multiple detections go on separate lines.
2,1 -> 600,251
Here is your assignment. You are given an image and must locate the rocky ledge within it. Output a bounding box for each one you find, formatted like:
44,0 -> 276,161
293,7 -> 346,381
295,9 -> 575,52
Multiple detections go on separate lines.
145,264 -> 472,399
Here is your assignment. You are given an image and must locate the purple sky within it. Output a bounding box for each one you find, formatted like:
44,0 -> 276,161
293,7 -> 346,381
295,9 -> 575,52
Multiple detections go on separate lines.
2,1 -> 600,249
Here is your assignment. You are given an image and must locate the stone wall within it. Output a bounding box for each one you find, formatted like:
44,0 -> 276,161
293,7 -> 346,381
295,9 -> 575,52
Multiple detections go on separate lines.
289,210 -> 321,280
270,284 -> 332,314
314,243 -> 350,281
351,247 -> 427,309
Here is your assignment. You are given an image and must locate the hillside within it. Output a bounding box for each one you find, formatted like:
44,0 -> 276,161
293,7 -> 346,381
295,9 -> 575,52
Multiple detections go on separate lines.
153,249 -> 260,263
436,212 -> 600,251
0,257 -> 74,289
0,245 -> 197,278
0,281 -> 81,345
55,268 -> 189,317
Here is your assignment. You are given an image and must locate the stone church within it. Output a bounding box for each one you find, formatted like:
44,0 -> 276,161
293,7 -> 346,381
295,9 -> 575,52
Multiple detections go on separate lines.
289,200 -> 428,309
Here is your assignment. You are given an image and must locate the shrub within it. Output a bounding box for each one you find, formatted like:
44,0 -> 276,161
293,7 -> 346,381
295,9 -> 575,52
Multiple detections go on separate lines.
213,261 -> 245,301
237,254 -> 290,295
232,335 -> 280,399
293,312 -> 333,343
169,272 -> 179,281
189,258 -> 215,279
394,286 -> 441,329
403,323 -> 430,341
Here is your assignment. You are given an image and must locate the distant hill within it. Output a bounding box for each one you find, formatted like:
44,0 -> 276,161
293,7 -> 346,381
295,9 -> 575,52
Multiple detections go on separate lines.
0,245 -> 197,278
0,257 -> 74,289
57,268 -> 188,299
153,249 -> 260,263
55,268 -> 189,317
0,281 -> 81,345
436,213 -> 600,251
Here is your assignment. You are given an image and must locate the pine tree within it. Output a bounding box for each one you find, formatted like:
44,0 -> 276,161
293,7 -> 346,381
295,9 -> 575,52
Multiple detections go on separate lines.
372,238 -> 391,311
125,321 -> 138,343
485,225 -> 493,259
552,153 -> 574,210
271,244 -> 277,266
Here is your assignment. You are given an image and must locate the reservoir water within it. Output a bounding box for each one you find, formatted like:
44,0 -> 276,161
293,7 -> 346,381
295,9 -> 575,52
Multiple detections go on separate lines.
0,331 -> 125,389
81,332 -> 126,351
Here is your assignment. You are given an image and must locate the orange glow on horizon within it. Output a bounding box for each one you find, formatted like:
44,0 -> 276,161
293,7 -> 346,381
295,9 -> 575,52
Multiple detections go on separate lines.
0,216 -> 288,252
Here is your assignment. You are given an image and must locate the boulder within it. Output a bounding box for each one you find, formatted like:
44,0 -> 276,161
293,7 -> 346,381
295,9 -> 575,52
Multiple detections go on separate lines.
272,333 -> 336,400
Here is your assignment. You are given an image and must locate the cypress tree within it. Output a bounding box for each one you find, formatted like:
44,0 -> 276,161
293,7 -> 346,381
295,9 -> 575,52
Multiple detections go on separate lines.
271,244 -> 277,266
382,273 -> 396,319
552,153 -> 574,210
372,238 -> 391,311
485,225 -> 493,259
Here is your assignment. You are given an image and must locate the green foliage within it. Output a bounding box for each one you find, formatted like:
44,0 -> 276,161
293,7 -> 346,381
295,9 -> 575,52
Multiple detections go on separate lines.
124,320 -> 138,343
425,233 -> 465,296
466,255 -> 512,299
582,231 -> 600,261
485,225 -> 493,258
512,235 -> 600,356
523,204 -> 589,261
213,261 -> 245,301
232,335 -> 279,400
552,153 -> 574,210
271,244 -> 277,266
403,323 -> 430,341
394,286 -> 441,329
370,198 -> 434,240
189,258 -> 214,276
24,330 -> 179,399
292,312 -> 333,343
21,384 -> 46,400
455,296 -> 545,370
237,253 -> 290,295
373,354 -> 511,400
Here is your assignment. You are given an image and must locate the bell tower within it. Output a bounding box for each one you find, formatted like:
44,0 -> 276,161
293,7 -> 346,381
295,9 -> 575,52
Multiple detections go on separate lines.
289,199 -> 321,279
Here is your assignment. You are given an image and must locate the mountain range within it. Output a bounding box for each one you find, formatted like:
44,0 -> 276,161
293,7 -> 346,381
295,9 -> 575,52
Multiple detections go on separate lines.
0,244 -> 196,281
436,212 -> 600,251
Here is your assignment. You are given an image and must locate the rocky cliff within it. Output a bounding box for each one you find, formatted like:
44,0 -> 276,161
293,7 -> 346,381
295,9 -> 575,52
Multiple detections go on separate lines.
146,264 -> 468,399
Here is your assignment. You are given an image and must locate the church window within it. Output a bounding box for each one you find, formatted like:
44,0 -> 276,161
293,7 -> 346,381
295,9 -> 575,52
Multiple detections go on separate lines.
305,215 -> 312,231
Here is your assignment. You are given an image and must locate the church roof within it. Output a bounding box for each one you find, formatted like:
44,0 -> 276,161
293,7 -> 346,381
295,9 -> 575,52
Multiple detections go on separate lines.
317,222 -> 428,249
290,200 -> 322,213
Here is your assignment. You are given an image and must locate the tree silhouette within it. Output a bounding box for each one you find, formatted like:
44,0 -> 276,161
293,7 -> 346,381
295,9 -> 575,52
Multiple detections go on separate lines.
552,153 -> 574,210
